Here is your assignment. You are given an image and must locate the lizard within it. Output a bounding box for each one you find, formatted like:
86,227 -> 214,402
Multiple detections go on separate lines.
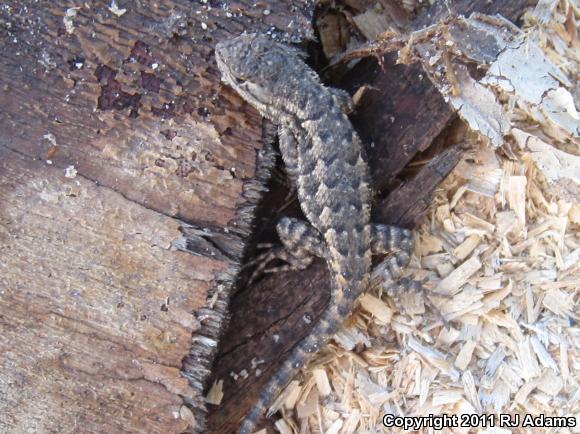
215,33 -> 415,434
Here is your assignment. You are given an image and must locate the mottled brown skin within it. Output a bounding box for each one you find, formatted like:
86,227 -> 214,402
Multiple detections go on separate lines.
216,34 -> 413,434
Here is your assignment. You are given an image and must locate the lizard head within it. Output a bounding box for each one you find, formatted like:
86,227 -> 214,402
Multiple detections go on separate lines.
215,33 -> 303,119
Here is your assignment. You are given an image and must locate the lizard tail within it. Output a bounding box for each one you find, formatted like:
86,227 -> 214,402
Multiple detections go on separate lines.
237,302 -> 349,434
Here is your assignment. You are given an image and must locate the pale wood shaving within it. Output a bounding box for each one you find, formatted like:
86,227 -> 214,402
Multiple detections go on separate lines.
204,379 -> 224,405
313,368 -> 332,397
352,3 -> 395,40
273,418 -> 292,434
506,175 -> 528,226
453,234 -> 482,261
358,293 -> 393,323
461,370 -> 482,413
435,256 -> 482,295
283,381 -> 302,410
325,417 -> 343,434
454,339 -> 476,370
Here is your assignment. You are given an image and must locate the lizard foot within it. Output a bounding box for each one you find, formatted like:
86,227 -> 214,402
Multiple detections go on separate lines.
246,245 -> 313,284
246,217 -> 327,284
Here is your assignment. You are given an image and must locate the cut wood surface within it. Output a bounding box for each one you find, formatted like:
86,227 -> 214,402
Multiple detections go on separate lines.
0,150 -> 219,432
209,1 -> 533,433
0,1 -> 314,433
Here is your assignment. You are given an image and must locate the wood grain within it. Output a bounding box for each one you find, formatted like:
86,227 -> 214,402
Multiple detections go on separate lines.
0,0 -> 315,432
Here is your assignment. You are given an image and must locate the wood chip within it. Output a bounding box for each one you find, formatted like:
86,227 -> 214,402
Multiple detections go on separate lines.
341,409 -> 361,434
453,234 -> 481,261
313,369 -> 332,397
530,336 -> 558,372
359,293 -> 392,323
352,4 -> 393,40
205,379 -> 224,405
435,256 -> 482,295
506,176 -> 528,225
274,418 -> 293,434
408,339 -> 460,381
516,337 -> 542,381
461,370 -> 482,413
325,418 -> 343,434
283,381 -> 302,410
454,339 -> 477,370
542,288 -> 575,318
296,386 -> 319,419
536,368 -> 563,396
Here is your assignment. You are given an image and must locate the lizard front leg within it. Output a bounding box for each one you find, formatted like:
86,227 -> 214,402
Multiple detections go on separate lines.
250,217 -> 328,279
253,221 -> 415,279
278,125 -> 300,185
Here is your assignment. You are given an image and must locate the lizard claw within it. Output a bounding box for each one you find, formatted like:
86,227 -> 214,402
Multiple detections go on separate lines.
245,246 -> 312,285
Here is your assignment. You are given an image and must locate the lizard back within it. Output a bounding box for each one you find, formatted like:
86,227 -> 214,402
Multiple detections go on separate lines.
216,34 -> 373,434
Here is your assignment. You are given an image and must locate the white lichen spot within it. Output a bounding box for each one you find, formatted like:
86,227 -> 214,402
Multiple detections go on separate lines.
64,165 -> 77,179
108,0 -> 127,17
251,358 -> 265,369
43,133 -> 57,146
38,51 -> 56,70
63,8 -> 79,34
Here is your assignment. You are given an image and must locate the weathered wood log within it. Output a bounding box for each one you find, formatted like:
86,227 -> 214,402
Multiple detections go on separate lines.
0,1 -> 315,432
209,1 -> 531,432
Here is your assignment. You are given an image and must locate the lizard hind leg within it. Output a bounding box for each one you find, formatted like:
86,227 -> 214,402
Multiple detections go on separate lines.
370,223 -> 414,281
248,217 -> 327,282
371,224 -> 449,327
371,223 -> 414,256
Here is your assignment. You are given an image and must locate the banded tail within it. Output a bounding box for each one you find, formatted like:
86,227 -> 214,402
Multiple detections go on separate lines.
237,299 -> 355,434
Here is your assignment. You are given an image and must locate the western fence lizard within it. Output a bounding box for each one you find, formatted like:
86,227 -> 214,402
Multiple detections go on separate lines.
216,33 -> 414,434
